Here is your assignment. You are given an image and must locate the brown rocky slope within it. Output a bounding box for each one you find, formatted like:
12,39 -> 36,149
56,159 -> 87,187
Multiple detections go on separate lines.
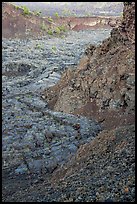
43,2 -> 135,131
38,2 -> 135,202
2,2 -> 67,39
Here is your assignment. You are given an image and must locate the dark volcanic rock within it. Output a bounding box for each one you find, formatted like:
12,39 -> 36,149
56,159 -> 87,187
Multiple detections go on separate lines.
3,29 -> 109,175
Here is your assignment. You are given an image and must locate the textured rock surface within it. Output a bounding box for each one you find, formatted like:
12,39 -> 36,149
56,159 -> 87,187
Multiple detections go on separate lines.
2,124 -> 135,202
47,125 -> 135,202
2,29 -> 110,175
2,2 -> 135,202
43,3 -> 135,130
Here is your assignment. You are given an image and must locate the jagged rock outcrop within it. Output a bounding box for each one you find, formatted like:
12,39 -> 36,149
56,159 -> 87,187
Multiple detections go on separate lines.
43,2 -> 135,130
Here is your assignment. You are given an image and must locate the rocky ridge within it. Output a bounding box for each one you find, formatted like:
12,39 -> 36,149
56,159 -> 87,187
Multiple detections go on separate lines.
2,2 -> 121,39
2,2 -> 67,39
43,2 -> 135,130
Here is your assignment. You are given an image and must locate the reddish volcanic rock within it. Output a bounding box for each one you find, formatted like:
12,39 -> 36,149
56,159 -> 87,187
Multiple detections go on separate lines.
2,2 -> 59,39
43,2 -> 135,130
2,2 -> 121,39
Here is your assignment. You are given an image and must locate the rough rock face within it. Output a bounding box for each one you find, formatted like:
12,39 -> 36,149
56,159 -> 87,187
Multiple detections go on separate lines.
119,2 -> 135,43
49,125 -> 135,202
43,2 -> 135,130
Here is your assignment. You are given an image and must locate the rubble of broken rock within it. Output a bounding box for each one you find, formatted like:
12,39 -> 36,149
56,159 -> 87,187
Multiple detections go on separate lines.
2,29 -> 110,175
